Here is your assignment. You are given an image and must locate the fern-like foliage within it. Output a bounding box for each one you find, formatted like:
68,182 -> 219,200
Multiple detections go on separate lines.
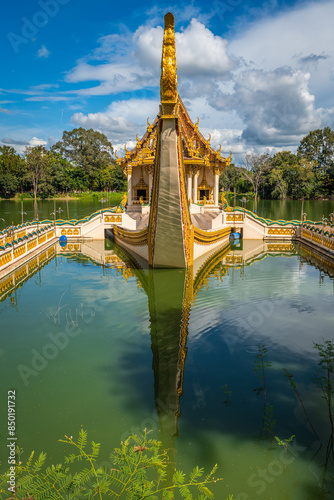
0,429 -> 223,500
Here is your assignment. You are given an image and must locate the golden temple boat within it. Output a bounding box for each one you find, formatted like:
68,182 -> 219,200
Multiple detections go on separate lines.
113,12 -> 232,268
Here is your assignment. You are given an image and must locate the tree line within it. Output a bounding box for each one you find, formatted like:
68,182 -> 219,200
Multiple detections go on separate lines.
0,128 -> 126,199
1,126 -> 334,201
220,127 -> 334,199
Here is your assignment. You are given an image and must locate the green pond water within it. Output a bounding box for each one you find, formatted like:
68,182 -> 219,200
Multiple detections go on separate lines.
0,198 -> 113,231
0,237 -> 334,499
0,197 -> 333,231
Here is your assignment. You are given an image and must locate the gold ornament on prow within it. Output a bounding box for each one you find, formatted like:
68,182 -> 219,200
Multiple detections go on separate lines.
160,12 -> 178,109
205,134 -> 211,149
114,150 -> 121,166
124,144 -> 130,160
147,118 -> 153,133
221,191 -> 232,211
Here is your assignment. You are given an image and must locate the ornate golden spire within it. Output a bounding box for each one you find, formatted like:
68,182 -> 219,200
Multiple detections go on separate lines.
160,12 -> 177,103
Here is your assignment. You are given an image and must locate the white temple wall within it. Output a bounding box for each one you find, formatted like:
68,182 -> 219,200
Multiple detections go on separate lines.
131,167 -> 142,187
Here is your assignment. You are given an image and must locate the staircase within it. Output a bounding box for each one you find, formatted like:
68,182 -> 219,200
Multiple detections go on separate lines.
191,211 -> 222,230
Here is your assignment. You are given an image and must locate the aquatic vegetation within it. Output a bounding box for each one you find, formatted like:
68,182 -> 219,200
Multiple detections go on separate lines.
222,384 -> 232,407
283,368 -> 321,443
253,344 -> 271,407
274,435 -> 295,456
313,340 -> 334,460
253,344 -> 275,439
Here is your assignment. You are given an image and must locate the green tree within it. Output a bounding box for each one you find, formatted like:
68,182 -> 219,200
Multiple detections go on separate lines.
0,173 -> 19,197
266,151 -> 316,200
49,152 -> 76,193
52,128 -> 114,189
298,127 -> 334,195
24,145 -> 52,200
0,145 -> 26,195
220,163 -> 247,193
241,153 -> 270,199
108,163 -> 126,191
92,163 -> 122,191
268,165 -> 288,200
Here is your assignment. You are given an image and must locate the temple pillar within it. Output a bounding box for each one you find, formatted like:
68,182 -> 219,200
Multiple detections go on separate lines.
187,168 -> 192,202
193,171 -> 198,203
127,166 -> 133,205
214,167 -> 220,206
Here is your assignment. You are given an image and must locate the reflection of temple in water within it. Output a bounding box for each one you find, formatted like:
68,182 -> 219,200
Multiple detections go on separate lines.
1,235 -> 334,482
0,246 -> 55,306
3,238 -> 333,449
1,237 -> 334,477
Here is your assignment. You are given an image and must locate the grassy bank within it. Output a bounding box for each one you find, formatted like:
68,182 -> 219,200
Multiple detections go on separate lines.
2,191 -> 125,204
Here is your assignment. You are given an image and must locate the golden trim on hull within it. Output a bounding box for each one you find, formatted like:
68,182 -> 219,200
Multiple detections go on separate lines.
113,226 -> 148,246
194,226 -> 231,245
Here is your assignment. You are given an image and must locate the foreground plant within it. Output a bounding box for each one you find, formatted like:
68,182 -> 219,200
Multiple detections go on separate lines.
0,429 -> 222,500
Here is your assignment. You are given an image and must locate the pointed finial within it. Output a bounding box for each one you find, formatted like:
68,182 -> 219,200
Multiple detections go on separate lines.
160,12 -> 177,103
147,117 -> 153,132
124,144 -> 130,159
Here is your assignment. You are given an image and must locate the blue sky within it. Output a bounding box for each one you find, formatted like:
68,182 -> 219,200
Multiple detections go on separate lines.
1,0 -> 333,161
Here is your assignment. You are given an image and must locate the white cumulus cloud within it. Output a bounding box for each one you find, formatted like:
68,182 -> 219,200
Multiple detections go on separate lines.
64,3 -> 334,154
65,18 -> 236,98
210,67 -> 321,146
37,45 -> 50,59
71,98 -> 159,145
29,137 -> 48,146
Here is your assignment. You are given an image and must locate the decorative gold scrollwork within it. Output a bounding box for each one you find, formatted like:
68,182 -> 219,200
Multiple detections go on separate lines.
226,214 -> 243,222
160,12 -> 177,103
268,227 -> 296,236
225,255 -> 243,264
104,215 -> 122,223
267,244 -> 295,252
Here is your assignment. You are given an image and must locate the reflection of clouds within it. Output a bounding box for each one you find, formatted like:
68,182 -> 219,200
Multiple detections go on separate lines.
188,305 -> 222,342
192,382 -> 206,410
47,262 -> 149,337
289,300 -> 314,314
222,297 -> 332,357
188,256 -> 334,359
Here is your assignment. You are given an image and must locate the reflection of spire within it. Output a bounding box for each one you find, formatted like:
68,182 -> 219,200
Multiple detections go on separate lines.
148,267 -> 192,485
148,269 -> 190,434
